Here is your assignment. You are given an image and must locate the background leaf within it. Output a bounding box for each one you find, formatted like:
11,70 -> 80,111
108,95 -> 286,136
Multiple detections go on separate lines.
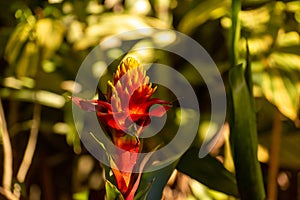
178,0 -> 228,34
176,147 -> 239,197
135,161 -> 178,200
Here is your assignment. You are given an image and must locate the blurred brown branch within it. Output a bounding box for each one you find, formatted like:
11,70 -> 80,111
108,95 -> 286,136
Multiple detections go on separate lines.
16,103 -> 41,183
0,98 -> 18,200
267,110 -> 282,200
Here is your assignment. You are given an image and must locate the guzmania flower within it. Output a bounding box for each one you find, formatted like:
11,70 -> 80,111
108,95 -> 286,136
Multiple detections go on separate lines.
72,57 -> 171,199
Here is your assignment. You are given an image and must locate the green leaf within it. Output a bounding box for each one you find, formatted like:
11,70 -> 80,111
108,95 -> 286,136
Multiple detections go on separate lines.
245,38 -> 253,98
176,147 -> 239,197
133,181 -> 152,200
251,51 -> 300,121
133,146 -> 175,200
5,22 -> 32,66
229,64 -> 265,200
259,69 -> 299,121
138,160 -> 178,200
105,180 -> 125,200
73,190 -> 89,200
15,41 -> 39,77
177,0 -> 228,35
35,18 -> 65,59
73,13 -> 169,50
230,0 -> 241,67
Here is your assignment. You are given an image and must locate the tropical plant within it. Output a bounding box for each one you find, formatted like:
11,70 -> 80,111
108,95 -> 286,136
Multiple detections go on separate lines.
0,0 -> 300,199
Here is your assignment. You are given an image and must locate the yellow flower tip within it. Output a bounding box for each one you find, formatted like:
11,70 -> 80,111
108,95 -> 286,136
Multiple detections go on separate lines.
120,57 -> 140,72
138,86 -> 143,93
152,85 -> 157,93
124,56 -> 140,69
114,57 -> 142,84
144,76 -> 149,85
108,80 -> 115,89
121,63 -> 127,74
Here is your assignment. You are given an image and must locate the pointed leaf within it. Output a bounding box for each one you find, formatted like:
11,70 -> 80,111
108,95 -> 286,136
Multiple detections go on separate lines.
105,180 -> 125,200
176,147 -> 239,197
229,64 -> 265,200
139,161 -> 178,200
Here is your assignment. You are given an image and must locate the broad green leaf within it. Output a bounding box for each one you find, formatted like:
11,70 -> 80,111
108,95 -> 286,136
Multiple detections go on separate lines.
176,147 -> 239,197
138,160 -> 178,200
240,4 -> 272,33
105,180 -> 125,200
268,52 -> 300,71
252,51 -> 300,121
229,64 -> 265,200
133,181 -> 152,200
239,36 -> 273,56
132,145 -> 174,200
237,2 -> 300,122
36,18 -> 65,59
260,69 -> 299,121
177,0 -> 228,34
73,14 -> 169,50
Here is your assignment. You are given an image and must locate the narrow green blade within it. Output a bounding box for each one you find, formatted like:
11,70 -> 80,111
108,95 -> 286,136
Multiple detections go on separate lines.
229,64 -> 265,200
105,180 -> 124,200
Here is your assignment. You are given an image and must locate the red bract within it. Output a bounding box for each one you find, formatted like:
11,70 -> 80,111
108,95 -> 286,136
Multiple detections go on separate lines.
72,57 -> 171,199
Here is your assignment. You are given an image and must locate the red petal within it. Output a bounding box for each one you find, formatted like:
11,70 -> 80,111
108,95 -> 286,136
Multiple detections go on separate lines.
149,105 -> 171,117
71,97 -> 112,112
71,96 -> 98,112
124,145 -> 159,200
110,161 -> 128,194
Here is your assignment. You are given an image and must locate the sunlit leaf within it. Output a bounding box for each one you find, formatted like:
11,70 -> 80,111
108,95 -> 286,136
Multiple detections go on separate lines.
5,22 -> 33,68
125,0 -> 151,15
15,41 -> 39,77
67,20 -> 84,43
260,69 -> 299,121
276,30 -> 300,47
286,1 -> 300,12
176,147 -> 239,197
178,0 -> 228,34
240,5 -> 271,33
239,35 -> 273,56
73,190 -> 89,200
73,14 -> 169,50
36,18 -> 65,59
268,52 -> 300,71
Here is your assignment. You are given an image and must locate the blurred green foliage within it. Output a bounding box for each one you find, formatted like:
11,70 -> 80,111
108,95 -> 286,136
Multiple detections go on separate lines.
1,0 -> 300,199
